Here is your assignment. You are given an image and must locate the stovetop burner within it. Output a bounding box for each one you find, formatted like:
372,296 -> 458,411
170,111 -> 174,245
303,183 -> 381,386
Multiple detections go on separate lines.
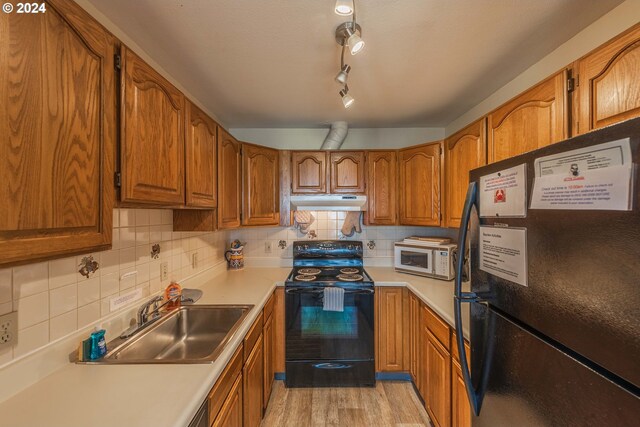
340,268 -> 359,275
336,274 -> 364,282
295,275 -> 317,281
298,268 -> 321,276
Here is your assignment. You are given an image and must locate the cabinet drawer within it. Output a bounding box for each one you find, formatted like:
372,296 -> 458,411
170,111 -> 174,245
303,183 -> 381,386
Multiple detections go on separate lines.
244,312 -> 264,362
423,305 -> 450,351
263,292 -> 275,320
208,344 -> 243,424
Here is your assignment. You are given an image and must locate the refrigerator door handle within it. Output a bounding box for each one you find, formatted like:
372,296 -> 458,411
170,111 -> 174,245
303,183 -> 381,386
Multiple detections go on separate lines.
454,182 -> 482,416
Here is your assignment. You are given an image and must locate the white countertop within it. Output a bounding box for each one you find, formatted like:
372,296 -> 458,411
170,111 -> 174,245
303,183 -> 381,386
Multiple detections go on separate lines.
0,265 -> 469,427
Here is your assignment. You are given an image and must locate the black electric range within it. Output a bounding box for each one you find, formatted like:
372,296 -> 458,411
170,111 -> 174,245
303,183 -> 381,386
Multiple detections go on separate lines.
284,240 -> 375,388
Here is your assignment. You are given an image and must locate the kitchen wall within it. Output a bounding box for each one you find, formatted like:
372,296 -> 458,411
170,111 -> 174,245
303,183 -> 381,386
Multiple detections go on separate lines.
0,209 -> 229,367
445,0 -> 640,135
228,211 -> 458,265
230,127 -> 445,150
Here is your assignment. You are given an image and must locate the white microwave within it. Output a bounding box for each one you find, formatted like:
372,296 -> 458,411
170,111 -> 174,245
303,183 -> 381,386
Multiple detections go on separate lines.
394,240 -> 457,280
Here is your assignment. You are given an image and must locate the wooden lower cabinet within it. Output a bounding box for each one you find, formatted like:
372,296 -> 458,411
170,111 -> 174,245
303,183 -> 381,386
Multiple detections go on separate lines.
263,311 -> 275,409
243,334 -> 264,427
452,359 -> 471,427
424,329 -> 451,427
274,287 -> 286,373
409,292 -> 420,386
213,373 -> 243,427
376,287 -> 408,372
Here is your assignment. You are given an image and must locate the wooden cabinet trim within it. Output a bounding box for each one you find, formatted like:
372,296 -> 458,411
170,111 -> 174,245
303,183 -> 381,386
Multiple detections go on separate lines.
273,288 -> 286,373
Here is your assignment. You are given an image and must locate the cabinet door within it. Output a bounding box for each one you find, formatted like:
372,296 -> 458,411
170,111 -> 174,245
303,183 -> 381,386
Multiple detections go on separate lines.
329,151 -> 366,194
366,151 -> 397,225
0,0 -> 116,267
217,128 -> 242,229
576,24 -> 640,134
243,334 -> 264,427
409,292 -> 420,387
185,100 -> 217,208
242,144 -> 279,226
398,142 -> 442,226
487,71 -> 568,163
452,360 -> 471,427
425,330 -> 452,427
212,373 -> 243,427
120,46 -> 185,205
263,313 -> 274,409
376,287 -> 407,372
274,287 -> 286,373
291,151 -> 328,194
444,120 -> 486,228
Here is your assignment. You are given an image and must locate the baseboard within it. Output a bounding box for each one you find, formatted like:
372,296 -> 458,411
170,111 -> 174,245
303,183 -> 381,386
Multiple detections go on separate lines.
274,372 -> 286,380
375,372 -> 412,381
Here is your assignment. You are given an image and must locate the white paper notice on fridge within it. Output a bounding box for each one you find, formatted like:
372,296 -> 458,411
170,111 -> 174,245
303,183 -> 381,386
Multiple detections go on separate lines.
479,163 -> 527,218
530,138 -> 633,211
479,226 -> 528,287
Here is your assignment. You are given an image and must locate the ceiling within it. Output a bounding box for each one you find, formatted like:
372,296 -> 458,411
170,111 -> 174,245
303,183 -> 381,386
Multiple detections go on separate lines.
88,0 -> 623,128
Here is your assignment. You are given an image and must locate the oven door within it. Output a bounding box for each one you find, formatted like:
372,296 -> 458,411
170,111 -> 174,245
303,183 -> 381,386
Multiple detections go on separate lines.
285,286 -> 375,387
285,286 -> 374,361
394,244 -> 434,275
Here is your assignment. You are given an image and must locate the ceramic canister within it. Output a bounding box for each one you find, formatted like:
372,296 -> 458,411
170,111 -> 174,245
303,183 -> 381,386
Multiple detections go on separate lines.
225,246 -> 244,270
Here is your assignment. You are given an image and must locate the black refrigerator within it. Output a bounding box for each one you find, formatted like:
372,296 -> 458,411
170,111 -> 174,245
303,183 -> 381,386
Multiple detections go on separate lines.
453,117 -> 640,426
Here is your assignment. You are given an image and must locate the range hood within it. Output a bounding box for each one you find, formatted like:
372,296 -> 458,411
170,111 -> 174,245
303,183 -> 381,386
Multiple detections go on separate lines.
290,195 -> 367,211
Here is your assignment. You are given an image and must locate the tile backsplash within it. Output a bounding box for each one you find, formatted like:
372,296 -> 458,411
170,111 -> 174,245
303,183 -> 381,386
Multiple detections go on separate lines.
0,208 -> 229,366
229,211 -> 457,260
0,208 -> 456,368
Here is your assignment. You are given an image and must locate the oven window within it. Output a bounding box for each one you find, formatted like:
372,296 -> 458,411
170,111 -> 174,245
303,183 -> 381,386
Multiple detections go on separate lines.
400,250 -> 430,269
301,306 -> 358,338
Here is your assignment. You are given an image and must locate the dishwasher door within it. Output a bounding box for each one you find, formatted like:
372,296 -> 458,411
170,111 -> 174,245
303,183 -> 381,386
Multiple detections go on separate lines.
188,401 -> 209,427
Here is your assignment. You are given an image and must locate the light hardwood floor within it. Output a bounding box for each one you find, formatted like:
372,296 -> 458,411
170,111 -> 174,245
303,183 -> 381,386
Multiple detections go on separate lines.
261,381 -> 433,427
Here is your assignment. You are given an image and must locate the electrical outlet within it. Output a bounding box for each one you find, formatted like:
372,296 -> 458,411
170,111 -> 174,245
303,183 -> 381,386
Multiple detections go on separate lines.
265,241 -> 273,254
0,312 -> 18,350
191,252 -> 199,269
160,261 -> 169,281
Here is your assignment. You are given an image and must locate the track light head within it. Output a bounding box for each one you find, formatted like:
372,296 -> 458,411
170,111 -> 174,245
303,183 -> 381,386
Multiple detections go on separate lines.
335,0 -> 354,16
335,64 -> 351,85
335,22 -> 364,56
339,87 -> 355,109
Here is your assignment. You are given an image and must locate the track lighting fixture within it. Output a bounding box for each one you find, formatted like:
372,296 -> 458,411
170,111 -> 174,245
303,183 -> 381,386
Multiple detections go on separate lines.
332,0 -> 364,108
339,86 -> 355,108
334,0 -> 354,16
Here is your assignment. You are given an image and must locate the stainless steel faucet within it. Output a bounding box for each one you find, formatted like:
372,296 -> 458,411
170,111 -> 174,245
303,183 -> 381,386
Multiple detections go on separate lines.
137,295 -> 164,325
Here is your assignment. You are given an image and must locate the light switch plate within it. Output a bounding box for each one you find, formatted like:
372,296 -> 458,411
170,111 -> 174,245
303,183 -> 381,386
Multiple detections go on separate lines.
0,312 -> 18,349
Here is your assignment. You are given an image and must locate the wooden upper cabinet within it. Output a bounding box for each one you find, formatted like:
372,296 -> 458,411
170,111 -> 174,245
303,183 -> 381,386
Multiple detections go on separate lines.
487,71 -> 568,163
329,151 -> 366,194
367,151 -> 397,225
398,142 -> 442,226
576,24 -> 640,135
291,151 -> 328,194
185,100 -> 217,208
0,0 -> 116,266
120,46 -> 185,205
217,128 -> 242,229
242,144 -> 279,226
444,119 -> 486,228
